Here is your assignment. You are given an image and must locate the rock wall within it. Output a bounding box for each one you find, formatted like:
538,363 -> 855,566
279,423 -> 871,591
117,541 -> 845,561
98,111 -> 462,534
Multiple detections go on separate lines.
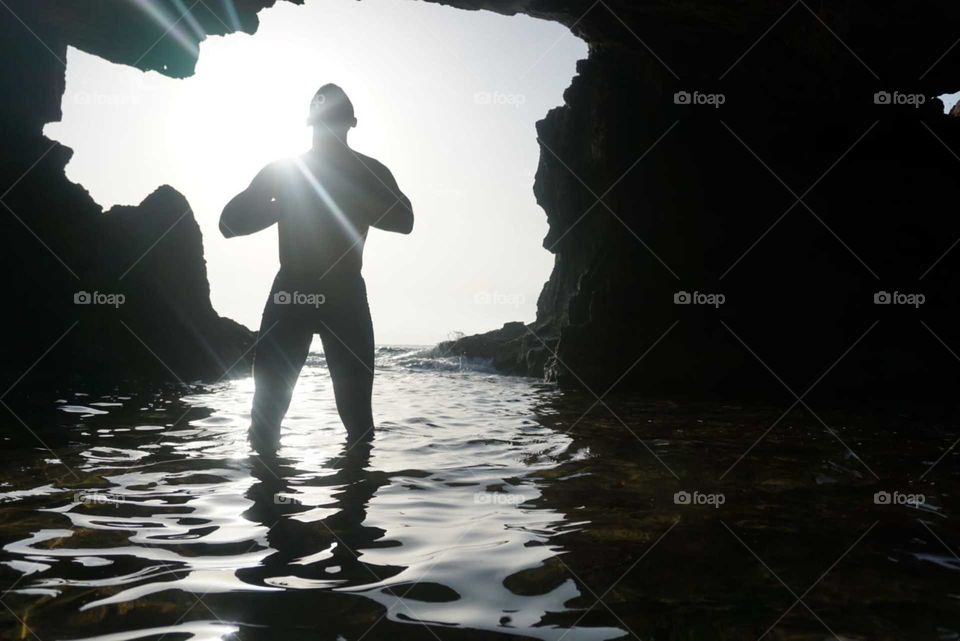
3,0 -> 960,400
0,1 -> 267,396
439,1 -> 960,400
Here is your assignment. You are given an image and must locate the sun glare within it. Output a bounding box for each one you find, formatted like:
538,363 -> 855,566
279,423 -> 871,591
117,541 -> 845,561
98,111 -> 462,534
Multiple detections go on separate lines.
45,0 -> 587,345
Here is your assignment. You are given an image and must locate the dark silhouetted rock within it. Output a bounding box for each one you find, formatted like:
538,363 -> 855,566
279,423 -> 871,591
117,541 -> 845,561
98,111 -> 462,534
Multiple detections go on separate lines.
0,2 -> 263,396
67,185 -> 255,384
431,1 -> 960,402
436,321 -> 555,375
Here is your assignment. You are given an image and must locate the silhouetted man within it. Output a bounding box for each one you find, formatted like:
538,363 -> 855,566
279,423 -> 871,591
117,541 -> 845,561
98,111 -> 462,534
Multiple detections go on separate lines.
220,84 -> 413,451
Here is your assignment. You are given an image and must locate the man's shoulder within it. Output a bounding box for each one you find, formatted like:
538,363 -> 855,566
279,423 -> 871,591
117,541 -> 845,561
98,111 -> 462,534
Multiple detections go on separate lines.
252,158 -> 296,182
265,157 -> 301,174
349,151 -> 392,176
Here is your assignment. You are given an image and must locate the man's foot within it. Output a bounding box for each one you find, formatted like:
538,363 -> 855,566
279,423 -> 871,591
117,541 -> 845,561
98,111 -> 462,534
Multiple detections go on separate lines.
345,425 -> 375,445
248,424 -> 281,454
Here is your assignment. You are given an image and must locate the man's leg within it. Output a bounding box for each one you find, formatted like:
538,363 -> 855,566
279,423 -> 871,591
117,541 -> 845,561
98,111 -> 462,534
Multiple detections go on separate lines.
250,309 -> 313,450
318,291 -> 375,441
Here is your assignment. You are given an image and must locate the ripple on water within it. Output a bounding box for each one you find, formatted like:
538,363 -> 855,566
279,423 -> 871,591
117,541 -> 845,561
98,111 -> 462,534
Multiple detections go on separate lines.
1,348 -> 957,640
0,349 -> 628,640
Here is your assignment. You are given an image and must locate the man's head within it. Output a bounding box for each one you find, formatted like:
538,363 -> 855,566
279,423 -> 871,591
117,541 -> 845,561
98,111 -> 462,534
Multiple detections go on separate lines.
307,84 -> 357,137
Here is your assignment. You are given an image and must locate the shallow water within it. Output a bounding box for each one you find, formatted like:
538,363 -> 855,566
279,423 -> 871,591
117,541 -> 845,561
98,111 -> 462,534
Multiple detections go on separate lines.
1,347 -> 958,640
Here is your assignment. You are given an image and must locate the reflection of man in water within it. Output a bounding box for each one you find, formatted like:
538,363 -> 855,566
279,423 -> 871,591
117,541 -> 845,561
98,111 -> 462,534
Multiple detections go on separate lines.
240,440 -> 395,592
221,84 -> 413,450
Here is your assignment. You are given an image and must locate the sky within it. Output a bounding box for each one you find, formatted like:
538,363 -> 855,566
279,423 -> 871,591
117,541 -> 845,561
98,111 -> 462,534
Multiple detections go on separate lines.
44,0 -> 587,346
940,91 -> 960,113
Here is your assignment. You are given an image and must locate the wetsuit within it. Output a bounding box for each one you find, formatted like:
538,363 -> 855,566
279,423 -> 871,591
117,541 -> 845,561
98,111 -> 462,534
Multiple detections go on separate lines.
220,147 -> 413,443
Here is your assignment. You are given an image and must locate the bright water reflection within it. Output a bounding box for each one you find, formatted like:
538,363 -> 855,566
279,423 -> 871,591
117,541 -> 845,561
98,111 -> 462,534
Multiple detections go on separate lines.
0,348 -> 622,640
1,348 -> 959,640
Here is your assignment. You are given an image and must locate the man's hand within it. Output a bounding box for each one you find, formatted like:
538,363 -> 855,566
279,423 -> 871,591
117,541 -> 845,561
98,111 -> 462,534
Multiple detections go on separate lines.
366,161 -> 413,235
220,162 -> 285,238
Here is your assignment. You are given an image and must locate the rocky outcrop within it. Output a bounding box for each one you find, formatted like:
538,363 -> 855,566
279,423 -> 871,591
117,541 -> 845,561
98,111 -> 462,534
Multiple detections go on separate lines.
3,0 -> 960,400
438,2 -> 960,400
0,138 -> 254,393
436,320 -> 555,375
0,2 -> 264,396
71,185 -> 255,383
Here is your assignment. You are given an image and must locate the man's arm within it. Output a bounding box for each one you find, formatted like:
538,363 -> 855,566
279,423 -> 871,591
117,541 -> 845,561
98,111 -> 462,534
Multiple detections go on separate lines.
220,163 -> 284,238
367,161 -> 414,235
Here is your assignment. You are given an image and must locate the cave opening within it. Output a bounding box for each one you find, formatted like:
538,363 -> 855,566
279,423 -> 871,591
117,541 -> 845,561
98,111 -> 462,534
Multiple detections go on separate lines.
939,90 -> 960,114
44,0 -> 587,346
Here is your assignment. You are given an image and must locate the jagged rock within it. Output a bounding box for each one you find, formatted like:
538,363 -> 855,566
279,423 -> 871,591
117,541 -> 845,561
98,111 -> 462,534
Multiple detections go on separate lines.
69,185 -> 256,383
0,4 -> 261,395
0,129 -> 253,393
438,320 -> 559,378
432,2 -> 960,400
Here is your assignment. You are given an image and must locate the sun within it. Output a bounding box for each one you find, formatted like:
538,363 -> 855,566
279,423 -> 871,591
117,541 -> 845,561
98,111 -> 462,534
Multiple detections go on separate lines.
169,34 -> 320,181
